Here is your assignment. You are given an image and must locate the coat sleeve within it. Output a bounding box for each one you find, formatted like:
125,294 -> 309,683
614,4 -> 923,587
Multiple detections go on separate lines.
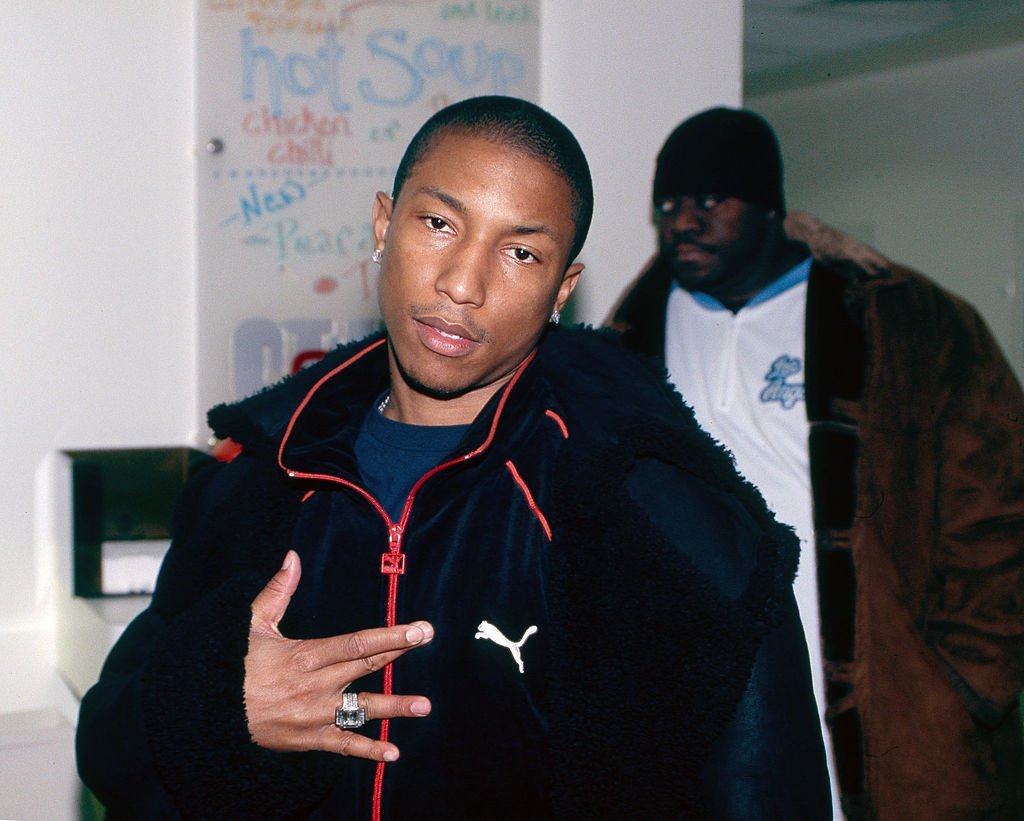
926,298 -> 1024,726
75,458 -> 345,819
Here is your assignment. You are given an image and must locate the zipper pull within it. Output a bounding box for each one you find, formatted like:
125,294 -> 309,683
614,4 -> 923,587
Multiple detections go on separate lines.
380,522 -> 406,575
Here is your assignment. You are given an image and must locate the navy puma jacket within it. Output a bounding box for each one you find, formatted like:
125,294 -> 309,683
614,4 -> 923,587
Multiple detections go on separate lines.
77,325 -> 829,819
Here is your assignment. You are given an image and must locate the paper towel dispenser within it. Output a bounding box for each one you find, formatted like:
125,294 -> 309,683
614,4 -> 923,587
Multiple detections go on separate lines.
65,448 -> 213,597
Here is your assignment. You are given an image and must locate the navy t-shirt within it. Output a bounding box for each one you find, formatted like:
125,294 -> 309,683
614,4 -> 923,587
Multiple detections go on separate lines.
354,396 -> 469,521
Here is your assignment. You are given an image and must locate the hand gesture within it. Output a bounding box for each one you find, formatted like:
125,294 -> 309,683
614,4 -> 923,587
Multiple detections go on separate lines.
244,550 -> 433,762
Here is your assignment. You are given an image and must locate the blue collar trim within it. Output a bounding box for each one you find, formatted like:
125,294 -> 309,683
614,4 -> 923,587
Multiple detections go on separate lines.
683,256 -> 812,311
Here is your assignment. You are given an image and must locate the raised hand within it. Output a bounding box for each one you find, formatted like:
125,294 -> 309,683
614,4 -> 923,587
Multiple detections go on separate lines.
244,550 -> 433,762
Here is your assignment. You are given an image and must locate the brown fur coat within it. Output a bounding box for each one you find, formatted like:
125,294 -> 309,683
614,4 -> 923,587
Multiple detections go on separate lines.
610,218 -> 1024,819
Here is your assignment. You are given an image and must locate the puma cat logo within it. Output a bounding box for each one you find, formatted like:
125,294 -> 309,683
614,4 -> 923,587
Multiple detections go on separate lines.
474,620 -> 538,674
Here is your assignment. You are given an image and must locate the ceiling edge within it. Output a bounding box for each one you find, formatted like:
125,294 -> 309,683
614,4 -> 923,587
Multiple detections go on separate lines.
745,11 -> 1024,98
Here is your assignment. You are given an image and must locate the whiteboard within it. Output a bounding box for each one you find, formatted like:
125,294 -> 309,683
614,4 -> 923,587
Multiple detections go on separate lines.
195,0 -> 539,424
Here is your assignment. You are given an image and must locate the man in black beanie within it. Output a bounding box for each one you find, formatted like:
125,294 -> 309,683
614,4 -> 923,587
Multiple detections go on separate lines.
646,107 -> 803,313
610,106 -> 1024,820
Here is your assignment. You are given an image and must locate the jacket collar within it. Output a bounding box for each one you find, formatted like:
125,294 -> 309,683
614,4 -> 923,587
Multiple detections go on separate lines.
277,337 -> 540,482
208,331 -> 549,477
209,324 -> 701,473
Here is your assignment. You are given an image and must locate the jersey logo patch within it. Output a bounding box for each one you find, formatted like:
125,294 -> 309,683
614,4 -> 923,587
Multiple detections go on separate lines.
474,620 -> 537,674
760,355 -> 805,409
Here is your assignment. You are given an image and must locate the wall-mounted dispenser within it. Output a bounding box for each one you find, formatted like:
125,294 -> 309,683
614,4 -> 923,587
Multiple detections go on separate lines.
57,447 -> 213,699
65,448 -> 212,597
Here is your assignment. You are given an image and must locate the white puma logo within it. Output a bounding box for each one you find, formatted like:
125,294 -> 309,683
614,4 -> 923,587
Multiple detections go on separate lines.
474,620 -> 538,674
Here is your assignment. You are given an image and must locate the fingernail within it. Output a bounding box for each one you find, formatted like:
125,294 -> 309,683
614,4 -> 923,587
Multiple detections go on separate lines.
411,699 -> 431,716
413,621 -> 434,641
383,749 -> 399,762
281,550 -> 294,571
405,625 -> 424,643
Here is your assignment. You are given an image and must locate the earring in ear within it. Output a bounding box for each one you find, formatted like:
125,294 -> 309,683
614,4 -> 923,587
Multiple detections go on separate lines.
372,248 -> 382,264
550,309 -> 561,325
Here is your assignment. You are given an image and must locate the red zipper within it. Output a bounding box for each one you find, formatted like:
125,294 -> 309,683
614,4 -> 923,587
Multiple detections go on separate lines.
373,522 -> 403,821
276,343 -> 538,821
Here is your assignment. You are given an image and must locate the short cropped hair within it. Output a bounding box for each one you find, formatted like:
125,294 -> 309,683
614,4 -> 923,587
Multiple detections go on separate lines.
392,95 -> 593,265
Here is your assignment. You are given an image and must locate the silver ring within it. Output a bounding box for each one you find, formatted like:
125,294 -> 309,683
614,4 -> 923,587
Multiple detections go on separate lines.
335,691 -> 367,730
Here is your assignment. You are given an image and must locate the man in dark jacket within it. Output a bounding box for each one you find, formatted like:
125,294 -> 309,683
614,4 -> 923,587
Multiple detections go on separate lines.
610,106 -> 1024,820
77,96 -> 829,819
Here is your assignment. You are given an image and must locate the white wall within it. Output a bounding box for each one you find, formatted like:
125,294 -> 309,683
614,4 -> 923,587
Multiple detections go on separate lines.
0,1 -> 197,723
1,4 -> 195,816
542,1 -> 743,323
748,40 -> 1024,380
1,2 -> 742,816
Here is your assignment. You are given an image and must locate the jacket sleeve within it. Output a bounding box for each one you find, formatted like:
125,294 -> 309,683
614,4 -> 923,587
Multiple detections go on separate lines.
626,457 -> 831,818
75,458 -> 345,819
926,299 -> 1024,726
701,585 -> 833,818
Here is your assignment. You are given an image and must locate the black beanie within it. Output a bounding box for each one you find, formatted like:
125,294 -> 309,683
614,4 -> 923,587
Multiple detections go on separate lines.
653,107 -> 785,215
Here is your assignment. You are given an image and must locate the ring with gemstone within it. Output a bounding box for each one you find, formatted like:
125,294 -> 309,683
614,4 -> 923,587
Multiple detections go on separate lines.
335,691 -> 366,730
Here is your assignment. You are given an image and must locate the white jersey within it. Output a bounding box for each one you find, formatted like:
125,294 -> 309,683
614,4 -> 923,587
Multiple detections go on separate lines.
665,258 -> 841,816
